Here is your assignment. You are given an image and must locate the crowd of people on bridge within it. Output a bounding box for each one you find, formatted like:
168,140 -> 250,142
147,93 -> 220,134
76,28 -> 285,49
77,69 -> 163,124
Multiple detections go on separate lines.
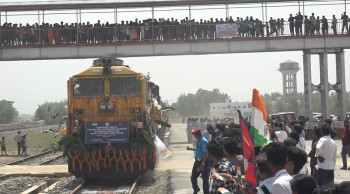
185,117 -> 350,194
0,11 -> 349,46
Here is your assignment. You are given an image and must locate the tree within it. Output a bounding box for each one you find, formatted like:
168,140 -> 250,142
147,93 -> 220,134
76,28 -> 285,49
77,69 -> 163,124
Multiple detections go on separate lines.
0,100 -> 18,124
173,88 -> 229,117
34,100 -> 67,125
262,91 -> 348,118
173,89 -> 349,118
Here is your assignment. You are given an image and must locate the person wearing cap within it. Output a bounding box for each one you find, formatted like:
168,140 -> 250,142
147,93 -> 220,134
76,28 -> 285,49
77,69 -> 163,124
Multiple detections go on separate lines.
187,128 -> 210,194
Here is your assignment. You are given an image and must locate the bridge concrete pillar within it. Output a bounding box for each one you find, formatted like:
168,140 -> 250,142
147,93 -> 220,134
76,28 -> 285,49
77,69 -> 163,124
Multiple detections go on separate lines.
319,52 -> 330,119
0,11 -> 2,45
335,50 -> 347,120
303,50 -> 313,126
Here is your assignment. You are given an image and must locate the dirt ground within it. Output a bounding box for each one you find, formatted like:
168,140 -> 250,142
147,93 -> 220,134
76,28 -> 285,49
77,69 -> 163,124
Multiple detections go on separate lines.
0,125 -> 61,166
0,154 -> 26,165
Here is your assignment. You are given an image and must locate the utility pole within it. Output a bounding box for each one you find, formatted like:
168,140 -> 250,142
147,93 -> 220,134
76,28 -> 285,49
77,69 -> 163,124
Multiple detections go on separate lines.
48,107 -> 51,125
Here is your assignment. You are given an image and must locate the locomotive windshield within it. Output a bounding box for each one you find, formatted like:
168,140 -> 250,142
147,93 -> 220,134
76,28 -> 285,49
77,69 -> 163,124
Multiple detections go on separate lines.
110,77 -> 140,95
73,79 -> 104,97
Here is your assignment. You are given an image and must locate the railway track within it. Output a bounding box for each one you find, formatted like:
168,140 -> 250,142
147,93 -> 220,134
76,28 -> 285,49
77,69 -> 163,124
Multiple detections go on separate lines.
5,149 -> 64,166
70,176 -> 141,194
38,154 -> 65,165
0,173 -> 71,194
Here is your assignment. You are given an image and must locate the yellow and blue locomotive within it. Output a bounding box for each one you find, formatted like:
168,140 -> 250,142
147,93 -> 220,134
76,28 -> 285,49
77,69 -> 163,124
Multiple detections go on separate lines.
65,58 -> 159,178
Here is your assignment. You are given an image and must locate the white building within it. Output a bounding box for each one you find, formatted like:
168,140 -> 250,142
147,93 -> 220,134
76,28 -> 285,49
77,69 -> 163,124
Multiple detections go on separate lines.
209,99 -> 252,118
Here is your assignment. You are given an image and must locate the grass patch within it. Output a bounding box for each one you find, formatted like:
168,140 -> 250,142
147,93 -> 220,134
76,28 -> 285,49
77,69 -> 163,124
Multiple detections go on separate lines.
3,132 -> 63,155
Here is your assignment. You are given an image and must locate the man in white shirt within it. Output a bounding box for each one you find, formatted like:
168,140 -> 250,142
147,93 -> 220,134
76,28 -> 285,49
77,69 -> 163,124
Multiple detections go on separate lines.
292,124 -> 306,151
275,130 -> 288,142
315,125 -> 337,186
266,142 -> 292,194
240,153 -> 274,194
292,124 -> 308,174
257,153 -> 274,194
270,123 -> 288,142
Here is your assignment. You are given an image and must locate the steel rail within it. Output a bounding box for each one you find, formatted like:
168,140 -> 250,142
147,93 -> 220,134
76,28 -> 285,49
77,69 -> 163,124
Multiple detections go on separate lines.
69,179 -> 86,194
5,149 -> 59,165
37,154 -> 64,165
68,175 -> 141,194
128,176 -> 141,194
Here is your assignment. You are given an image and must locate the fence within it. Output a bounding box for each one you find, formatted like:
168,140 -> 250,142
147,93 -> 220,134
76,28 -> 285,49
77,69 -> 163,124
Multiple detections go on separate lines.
0,123 -> 25,132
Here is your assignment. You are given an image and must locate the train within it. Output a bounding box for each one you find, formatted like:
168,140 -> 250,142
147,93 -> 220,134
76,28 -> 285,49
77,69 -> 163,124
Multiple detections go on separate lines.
65,58 -> 161,179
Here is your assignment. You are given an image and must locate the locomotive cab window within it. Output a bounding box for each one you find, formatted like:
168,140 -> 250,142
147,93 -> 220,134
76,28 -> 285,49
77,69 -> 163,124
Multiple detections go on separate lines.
110,77 -> 140,95
73,79 -> 104,97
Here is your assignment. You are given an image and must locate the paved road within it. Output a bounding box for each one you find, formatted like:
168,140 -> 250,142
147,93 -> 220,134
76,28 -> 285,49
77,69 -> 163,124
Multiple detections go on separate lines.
157,123 -> 198,194
160,123 -> 350,194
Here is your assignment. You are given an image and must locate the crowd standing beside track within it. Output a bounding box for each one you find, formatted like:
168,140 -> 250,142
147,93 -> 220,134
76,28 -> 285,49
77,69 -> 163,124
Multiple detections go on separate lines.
12,130 -> 28,156
184,116 -> 350,194
1,12 -> 350,46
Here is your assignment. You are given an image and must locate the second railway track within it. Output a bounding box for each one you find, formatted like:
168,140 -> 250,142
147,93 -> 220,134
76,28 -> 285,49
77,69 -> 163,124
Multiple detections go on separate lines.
5,149 -> 65,166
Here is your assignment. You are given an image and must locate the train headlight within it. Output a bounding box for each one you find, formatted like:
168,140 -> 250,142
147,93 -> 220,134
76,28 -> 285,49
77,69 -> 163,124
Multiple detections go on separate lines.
99,102 -> 106,110
107,102 -> 115,110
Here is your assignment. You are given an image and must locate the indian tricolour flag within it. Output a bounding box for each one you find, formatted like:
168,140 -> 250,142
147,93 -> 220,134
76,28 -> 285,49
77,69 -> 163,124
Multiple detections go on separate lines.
250,89 -> 271,147
218,187 -> 232,194
211,168 -> 226,181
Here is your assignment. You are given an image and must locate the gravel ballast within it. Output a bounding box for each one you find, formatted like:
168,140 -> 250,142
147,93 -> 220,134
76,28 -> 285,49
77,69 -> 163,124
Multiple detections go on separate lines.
137,170 -> 170,194
0,176 -> 51,194
46,176 -> 85,194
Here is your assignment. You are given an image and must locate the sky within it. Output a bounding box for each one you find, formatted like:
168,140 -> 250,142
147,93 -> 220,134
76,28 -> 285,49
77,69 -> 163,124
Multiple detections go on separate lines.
0,0 -> 349,115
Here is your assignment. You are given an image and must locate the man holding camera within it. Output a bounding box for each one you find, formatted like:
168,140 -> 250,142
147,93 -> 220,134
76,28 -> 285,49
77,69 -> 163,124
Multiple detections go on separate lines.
269,121 -> 289,143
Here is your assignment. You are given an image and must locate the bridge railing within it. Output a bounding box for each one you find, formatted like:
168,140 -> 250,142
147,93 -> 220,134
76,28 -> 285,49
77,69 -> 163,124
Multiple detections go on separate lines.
0,19 -> 348,46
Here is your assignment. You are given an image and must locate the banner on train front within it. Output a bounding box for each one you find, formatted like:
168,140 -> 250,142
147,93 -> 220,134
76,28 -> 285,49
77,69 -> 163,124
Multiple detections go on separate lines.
216,23 -> 238,38
85,121 -> 129,144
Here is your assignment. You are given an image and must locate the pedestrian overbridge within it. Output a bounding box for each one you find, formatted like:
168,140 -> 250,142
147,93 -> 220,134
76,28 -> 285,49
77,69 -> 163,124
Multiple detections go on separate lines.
1,35 -> 350,61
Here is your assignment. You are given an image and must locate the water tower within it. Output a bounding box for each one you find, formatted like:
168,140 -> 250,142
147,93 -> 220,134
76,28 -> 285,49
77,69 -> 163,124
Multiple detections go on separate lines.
278,60 -> 300,103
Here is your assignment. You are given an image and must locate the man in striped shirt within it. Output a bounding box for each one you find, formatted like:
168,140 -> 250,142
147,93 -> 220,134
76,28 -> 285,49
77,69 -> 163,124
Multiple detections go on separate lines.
207,141 -> 237,194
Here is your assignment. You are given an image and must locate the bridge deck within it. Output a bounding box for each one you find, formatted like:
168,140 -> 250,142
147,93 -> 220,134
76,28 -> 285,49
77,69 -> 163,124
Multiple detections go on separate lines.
1,34 -> 349,61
